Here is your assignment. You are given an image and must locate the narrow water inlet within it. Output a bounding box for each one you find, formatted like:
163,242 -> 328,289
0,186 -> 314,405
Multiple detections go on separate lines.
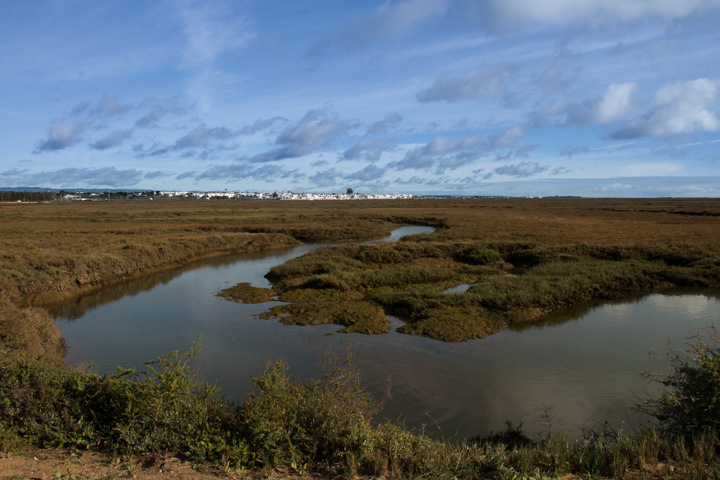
52,227 -> 720,439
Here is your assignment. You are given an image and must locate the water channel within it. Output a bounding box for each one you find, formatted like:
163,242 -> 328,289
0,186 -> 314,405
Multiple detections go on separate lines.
51,226 -> 720,440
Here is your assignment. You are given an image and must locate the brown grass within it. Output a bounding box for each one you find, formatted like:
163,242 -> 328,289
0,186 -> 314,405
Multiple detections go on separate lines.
1,198 -> 719,478
1,197 -> 719,354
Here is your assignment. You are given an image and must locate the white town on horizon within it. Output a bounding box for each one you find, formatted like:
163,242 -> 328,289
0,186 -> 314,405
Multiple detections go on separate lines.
54,190 -> 418,201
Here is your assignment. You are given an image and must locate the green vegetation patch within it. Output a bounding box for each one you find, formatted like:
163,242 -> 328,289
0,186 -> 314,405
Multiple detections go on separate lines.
260,300 -> 390,334
0,300 -> 64,364
396,306 -> 505,342
217,282 -> 277,303
260,241 -> 512,338
262,239 -> 720,342
2,333 -> 720,478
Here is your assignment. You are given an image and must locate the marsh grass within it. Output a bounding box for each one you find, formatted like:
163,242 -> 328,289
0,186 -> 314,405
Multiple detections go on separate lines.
262,239 -> 720,341
217,283 -> 276,303
260,300 -> 390,334
1,336 -> 719,478
2,198 -> 720,476
0,300 -> 64,363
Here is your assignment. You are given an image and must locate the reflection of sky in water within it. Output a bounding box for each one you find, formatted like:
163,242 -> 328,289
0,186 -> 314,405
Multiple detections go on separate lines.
53,231 -> 719,440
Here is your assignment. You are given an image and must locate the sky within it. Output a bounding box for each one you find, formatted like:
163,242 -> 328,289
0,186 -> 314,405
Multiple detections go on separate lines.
2,0 -> 720,197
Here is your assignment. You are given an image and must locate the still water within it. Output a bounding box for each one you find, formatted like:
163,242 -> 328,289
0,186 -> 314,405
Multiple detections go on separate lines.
52,227 -> 719,439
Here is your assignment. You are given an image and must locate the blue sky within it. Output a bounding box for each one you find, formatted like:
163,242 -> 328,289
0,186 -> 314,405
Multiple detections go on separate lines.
2,0 -> 720,197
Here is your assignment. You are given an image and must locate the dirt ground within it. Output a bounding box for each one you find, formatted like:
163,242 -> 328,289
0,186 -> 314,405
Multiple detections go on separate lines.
0,450 -> 597,479
0,449 -> 332,480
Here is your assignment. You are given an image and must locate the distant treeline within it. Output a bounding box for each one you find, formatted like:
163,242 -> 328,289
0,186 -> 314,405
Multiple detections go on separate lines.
0,190 -> 159,202
0,191 -> 56,202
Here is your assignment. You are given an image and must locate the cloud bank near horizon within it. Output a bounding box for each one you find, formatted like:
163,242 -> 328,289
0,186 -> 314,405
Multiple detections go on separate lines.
2,0 -> 719,197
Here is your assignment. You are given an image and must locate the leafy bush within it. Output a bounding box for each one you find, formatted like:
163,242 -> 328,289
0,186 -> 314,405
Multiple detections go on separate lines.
0,339 -> 248,465
645,327 -> 720,437
242,357 -> 378,467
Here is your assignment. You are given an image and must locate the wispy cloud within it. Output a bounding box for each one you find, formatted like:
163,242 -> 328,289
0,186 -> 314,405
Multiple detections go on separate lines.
392,126 -> 532,173
494,161 -> 548,177
144,170 -> 165,179
6,1 -> 720,196
568,82 -> 636,125
308,168 -> 343,188
342,140 -> 395,162
560,146 -> 590,158
366,113 -> 403,135
196,163 -> 302,182
416,65 -> 516,104
174,124 -> 237,149
176,1 -> 253,67
21,167 -> 143,187
239,117 -> 288,136
71,93 -> 134,119
136,121 -> 241,159
314,0 -> 450,54
346,164 -> 387,181
463,0 -> 720,33
249,109 -> 351,163
34,119 -> 85,152
364,0 -> 449,38
610,78 -> 720,139
175,1 -> 254,112
134,96 -> 191,128
90,130 -> 133,150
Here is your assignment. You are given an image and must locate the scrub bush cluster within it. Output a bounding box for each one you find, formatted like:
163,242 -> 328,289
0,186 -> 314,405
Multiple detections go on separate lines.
1,334 -> 719,478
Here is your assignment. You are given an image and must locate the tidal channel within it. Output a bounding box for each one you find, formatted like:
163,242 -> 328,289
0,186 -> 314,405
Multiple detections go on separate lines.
51,226 -> 720,439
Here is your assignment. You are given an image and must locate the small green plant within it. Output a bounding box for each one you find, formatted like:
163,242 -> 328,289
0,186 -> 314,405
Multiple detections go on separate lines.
644,326 -> 720,437
242,355 -> 378,468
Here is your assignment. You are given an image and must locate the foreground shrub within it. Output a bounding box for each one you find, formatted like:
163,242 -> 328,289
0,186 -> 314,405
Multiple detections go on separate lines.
644,326 -> 720,437
242,357 -> 378,468
0,339 -> 248,465
0,300 -> 64,363
3,336 -> 720,478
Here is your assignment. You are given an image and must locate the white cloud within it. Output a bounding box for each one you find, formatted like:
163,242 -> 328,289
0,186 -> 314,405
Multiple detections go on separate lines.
71,93 -> 134,119
34,119 -> 85,152
474,0 -> 720,32
593,83 -> 636,123
25,167 -> 143,187
197,163 -> 302,181
174,124 -> 236,149
560,146 -> 589,158
416,65 -> 515,103
568,82 -> 636,125
249,109 -> 350,162
366,113 -> 403,135
177,1 -> 253,67
351,0 -> 449,40
614,162 -> 684,176
347,164 -> 387,181
90,130 -> 133,150
395,134 -> 488,170
597,182 -> 633,192
393,127 -> 532,172
611,78 -> 720,138
308,168 -> 343,187
134,96 -> 191,129
492,126 -> 525,147
375,0 -> 449,36
494,161 -> 547,177
277,110 -> 346,152
343,140 -> 389,162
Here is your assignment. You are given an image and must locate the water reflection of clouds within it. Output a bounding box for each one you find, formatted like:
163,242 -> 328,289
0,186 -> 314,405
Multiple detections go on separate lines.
648,293 -> 719,322
55,235 -> 720,441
